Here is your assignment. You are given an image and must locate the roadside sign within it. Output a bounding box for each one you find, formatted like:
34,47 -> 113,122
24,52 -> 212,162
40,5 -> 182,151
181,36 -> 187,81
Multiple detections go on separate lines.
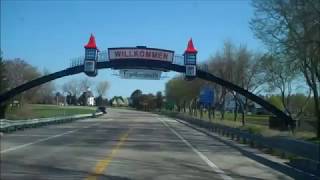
199,87 -> 214,106
108,47 -> 174,62
119,69 -> 162,80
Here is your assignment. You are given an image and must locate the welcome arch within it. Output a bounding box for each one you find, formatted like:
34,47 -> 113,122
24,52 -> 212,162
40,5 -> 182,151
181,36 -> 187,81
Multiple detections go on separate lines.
0,35 -> 295,130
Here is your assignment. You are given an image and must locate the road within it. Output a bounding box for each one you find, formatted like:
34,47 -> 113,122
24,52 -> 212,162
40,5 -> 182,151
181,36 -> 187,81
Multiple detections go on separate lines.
1,108 -> 292,180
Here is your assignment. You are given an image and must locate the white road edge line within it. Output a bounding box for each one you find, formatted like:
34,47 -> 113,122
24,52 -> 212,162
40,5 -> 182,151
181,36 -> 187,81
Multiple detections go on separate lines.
159,118 -> 233,180
1,122 -> 100,154
1,130 -> 77,154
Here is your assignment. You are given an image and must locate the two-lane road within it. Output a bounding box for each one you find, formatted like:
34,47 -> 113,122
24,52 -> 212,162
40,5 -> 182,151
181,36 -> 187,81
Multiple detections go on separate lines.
1,108 -> 292,180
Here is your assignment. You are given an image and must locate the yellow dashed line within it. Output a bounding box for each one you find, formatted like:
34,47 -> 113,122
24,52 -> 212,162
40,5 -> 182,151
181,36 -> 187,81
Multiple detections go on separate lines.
85,129 -> 131,180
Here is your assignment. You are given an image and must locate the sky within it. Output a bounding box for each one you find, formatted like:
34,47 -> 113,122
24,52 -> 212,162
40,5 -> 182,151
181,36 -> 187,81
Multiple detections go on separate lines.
1,0 -> 265,98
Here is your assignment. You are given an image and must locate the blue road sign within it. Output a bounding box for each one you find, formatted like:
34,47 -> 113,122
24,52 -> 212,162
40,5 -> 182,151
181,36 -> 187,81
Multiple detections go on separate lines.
199,87 -> 214,106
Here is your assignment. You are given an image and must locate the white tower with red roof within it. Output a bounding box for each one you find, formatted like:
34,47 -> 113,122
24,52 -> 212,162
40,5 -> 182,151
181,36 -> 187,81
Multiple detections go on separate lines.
184,38 -> 197,80
84,34 -> 99,77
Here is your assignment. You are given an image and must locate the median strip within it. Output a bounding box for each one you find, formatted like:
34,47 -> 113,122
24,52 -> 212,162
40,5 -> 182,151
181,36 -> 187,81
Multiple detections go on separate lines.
85,129 -> 131,180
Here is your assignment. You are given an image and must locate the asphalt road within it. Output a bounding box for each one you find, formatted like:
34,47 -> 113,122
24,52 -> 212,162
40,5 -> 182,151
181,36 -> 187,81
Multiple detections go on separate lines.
1,108 -> 293,180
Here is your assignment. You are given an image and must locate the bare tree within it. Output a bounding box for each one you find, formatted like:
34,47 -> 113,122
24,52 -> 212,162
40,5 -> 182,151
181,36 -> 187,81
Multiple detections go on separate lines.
156,91 -> 163,110
0,52 -> 7,94
96,81 -> 110,97
80,78 -> 92,92
233,47 -> 265,125
208,44 -> 233,120
207,42 -> 265,125
261,54 -> 311,120
0,52 -> 7,118
36,69 -> 56,104
261,55 -> 297,116
37,82 -> 55,104
4,58 -> 41,103
62,79 -> 80,97
250,0 -> 320,137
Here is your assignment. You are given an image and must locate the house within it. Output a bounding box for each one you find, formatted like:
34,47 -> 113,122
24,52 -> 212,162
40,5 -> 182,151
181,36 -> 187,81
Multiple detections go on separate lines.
87,91 -> 95,106
86,89 -> 95,106
110,96 -> 129,107
122,98 -> 129,106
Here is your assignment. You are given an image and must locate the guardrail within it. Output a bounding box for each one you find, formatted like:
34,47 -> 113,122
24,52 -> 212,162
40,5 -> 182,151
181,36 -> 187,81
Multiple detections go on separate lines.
163,112 -> 320,176
0,112 -> 103,133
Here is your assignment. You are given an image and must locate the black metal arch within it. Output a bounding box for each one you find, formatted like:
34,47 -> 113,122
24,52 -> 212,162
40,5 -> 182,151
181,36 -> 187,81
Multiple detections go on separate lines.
0,60 -> 294,128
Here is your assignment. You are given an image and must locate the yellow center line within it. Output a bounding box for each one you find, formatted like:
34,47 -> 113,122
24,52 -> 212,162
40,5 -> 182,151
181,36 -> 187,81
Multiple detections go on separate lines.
85,129 -> 131,180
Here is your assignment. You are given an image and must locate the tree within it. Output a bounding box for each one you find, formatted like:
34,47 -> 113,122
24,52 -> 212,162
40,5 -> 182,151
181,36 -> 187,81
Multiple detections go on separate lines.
260,54 -> 307,119
78,92 -> 88,106
0,52 -> 7,118
268,95 -> 285,111
207,42 -> 235,120
0,52 -> 6,93
66,94 -> 77,105
139,94 -> 156,111
4,58 -> 41,103
80,78 -> 92,92
36,69 -> 56,104
204,41 -> 266,125
288,93 -> 312,118
55,92 -> 62,105
62,79 -> 81,98
96,81 -> 110,97
165,76 -> 204,112
165,77 -> 181,111
36,82 -> 55,104
95,96 -> 108,106
156,91 -> 163,110
250,0 -> 320,137
233,48 -> 265,123
130,89 -> 142,108
95,96 -> 104,106
230,45 -> 264,124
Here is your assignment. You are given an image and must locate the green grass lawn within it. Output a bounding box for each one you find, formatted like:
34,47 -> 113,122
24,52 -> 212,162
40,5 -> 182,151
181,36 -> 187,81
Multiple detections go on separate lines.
6,104 -> 97,120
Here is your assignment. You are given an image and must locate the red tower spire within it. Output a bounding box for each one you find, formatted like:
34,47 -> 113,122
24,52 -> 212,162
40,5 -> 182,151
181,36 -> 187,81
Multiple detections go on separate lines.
84,34 -> 98,49
185,38 -> 197,53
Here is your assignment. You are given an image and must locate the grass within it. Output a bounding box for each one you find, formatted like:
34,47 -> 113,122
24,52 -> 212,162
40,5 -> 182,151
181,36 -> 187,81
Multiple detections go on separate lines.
181,110 -> 270,126
5,104 -> 97,120
305,137 -> 320,144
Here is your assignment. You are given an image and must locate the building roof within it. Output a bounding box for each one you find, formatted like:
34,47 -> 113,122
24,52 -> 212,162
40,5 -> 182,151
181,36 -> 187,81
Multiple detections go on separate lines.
185,38 -> 197,53
84,34 -> 98,49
